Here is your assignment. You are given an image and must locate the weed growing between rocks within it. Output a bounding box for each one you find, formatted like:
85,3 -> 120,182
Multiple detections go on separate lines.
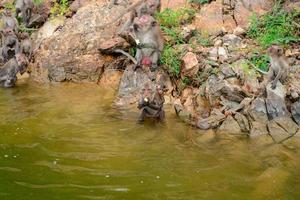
247,5 -> 300,48
51,0 -> 70,16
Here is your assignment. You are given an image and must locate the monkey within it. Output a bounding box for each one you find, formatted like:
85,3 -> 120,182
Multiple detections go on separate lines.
267,45 -> 289,89
137,83 -> 167,122
130,15 -> 164,72
1,28 -> 20,62
95,0 -> 145,30
0,53 -> 28,88
0,47 -> 5,65
19,32 -> 32,59
15,0 -> 34,27
118,0 -> 161,37
0,10 -> 19,33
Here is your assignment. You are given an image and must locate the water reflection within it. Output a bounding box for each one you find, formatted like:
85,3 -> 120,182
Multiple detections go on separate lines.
0,82 -> 300,200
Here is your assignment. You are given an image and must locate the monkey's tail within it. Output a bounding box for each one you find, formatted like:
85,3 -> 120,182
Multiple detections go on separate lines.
114,49 -> 137,65
248,61 -> 268,75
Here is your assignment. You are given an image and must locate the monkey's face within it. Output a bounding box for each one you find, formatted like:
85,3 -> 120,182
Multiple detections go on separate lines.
133,15 -> 157,33
267,45 -> 284,57
147,0 -> 159,14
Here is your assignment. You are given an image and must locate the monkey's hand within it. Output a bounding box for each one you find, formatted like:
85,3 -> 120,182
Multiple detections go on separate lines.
271,82 -> 277,90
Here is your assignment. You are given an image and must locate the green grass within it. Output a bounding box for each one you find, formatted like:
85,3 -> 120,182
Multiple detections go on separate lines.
32,0 -> 44,5
190,31 -> 213,47
161,45 -> 182,77
51,0 -> 70,16
249,53 -> 270,72
156,8 -> 196,28
247,6 -> 300,48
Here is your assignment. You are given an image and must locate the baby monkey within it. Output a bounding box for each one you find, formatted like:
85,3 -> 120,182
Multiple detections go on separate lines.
267,45 -> 289,89
137,83 -> 167,122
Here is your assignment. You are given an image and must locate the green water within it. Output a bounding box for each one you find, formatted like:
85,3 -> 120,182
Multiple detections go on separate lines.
1,81 -> 300,200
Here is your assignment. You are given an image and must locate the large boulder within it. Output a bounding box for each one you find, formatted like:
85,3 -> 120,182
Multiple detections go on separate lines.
267,117 -> 298,143
31,3 -> 124,83
291,101 -> 300,125
266,82 -> 290,119
194,0 -> 275,35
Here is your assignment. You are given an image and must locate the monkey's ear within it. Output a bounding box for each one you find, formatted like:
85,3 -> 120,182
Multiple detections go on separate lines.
151,20 -> 157,27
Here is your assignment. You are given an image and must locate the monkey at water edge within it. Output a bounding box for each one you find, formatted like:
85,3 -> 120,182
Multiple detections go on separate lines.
267,45 -> 289,89
137,84 -> 167,122
19,32 -> 32,58
15,0 -> 34,27
0,53 -> 28,88
1,28 -> 20,62
131,15 -> 164,72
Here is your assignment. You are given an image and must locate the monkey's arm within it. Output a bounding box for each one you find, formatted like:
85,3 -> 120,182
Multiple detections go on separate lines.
271,64 -> 282,89
95,0 -> 144,30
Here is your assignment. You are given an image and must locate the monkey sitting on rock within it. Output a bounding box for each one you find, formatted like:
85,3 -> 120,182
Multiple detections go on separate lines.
137,83 -> 167,122
131,15 -> 164,72
267,45 -> 289,89
15,0 -> 34,27
0,53 -> 28,88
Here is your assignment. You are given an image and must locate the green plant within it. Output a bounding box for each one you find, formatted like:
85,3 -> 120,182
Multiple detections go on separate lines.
51,0 -> 70,16
32,0 -> 44,5
249,53 -> 270,72
3,2 -> 15,11
161,26 -> 185,45
182,76 -> 192,86
247,6 -> 300,48
156,8 -> 196,28
188,0 -> 212,4
190,31 -> 213,47
161,45 -> 181,77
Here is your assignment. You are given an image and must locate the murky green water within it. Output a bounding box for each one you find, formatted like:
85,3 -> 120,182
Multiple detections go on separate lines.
1,81 -> 300,200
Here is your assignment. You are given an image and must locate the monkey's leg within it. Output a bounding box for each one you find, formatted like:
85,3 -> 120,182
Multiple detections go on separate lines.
25,8 -> 32,26
134,49 -> 142,71
158,110 -> 165,121
150,51 -> 159,72
138,109 -> 147,122
271,68 -> 283,89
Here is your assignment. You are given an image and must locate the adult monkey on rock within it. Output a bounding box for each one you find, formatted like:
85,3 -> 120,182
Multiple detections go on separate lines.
118,0 -> 161,37
131,15 -> 164,72
15,0 -> 34,27
0,53 -> 28,88
267,45 -> 289,89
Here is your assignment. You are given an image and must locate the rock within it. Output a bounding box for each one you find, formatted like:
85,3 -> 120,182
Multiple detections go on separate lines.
242,75 -> 260,95
208,47 -> 218,61
250,121 -> 268,138
180,25 -> 196,42
31,16 -> 66,54
218,47 -> 228,62
98,68 -> 122,90
197,109 -> 226,130
291,101 -> 300,125
220,63 -> 236,78
248,98 -> 268,123
116,67 -> 170,106
194,0 -> 236,35
174,104 -> 194,125
214,39 -> 223,47
234,112 -> 250,132
31,3 -> 125,83
69,0 -> 92,14
220,79 -> 246,103
0,0 -> 13,8
267,117 -> 298,143
28,0 -> 51,28
181,52 -> 199,77
219,115 -> 243,135
233,26 -> 246,36
183,96 -> 195,114
195,95 -> 210,118
194,0 -> 275,34
266,82 -> 290,119
98,37 -> 130,54
223,34 -> 242,47
234,0 -> 275,29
